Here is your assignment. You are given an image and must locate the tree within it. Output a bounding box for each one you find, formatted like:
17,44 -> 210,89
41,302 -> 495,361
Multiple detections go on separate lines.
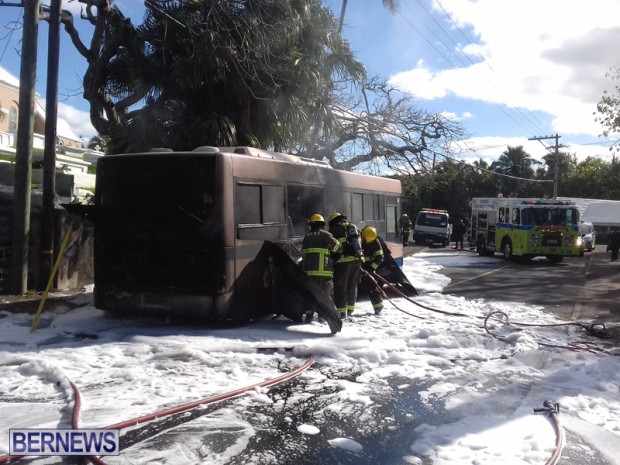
595,66 -> 620,151
62,0 -> 463,172
563,156 -> 610,198
297,77 -> 465,171
470,158 -> 500,198
87,134 -> 110,153
64,0 -> 364,154
491,145 -> 539,197
535,151 -> 577,198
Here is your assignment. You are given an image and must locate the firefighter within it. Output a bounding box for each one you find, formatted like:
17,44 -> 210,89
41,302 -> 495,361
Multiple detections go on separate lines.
399,213 -> 412,246
328,212 -> 363,319
301,214 -> 342,321
361,226 -> 385,315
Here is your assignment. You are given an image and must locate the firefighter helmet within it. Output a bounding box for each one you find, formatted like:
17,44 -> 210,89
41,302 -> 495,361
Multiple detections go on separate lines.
362,226 -> 378,243
329,212 -> 344,223
309,213 -> 326,225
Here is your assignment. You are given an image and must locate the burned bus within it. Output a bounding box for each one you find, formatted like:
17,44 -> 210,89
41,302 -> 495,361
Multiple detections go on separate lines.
87,146 -> 412,328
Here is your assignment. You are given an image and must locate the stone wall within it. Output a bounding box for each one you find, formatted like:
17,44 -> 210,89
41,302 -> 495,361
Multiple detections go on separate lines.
0,186 -> 94,295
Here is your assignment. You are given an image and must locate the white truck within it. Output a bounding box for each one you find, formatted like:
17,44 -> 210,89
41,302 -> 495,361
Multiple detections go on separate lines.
413,208 -> 451,247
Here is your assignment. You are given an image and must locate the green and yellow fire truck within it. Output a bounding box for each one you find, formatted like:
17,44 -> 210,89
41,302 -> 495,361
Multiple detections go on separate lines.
471,197 -> 581,262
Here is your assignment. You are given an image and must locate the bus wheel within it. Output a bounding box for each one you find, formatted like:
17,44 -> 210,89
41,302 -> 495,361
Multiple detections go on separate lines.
547,255 -> 563,263
502,239 -> 513,260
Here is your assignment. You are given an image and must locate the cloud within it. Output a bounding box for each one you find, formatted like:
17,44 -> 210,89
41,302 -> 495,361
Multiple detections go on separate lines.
58,102 -> 97,142
451,135 -> 615,165
387,0 -> 620,139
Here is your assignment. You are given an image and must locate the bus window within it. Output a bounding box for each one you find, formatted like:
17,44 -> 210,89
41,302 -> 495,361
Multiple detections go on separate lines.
262,185 -> 285,224
363,193 -> 374,220
237,184 -> 285,225
512,208 -> 520,225
237,184 -> 261,224
386,205 -> 397,235
478,212 -> 488,230
352,193 -> 363,222
287,185 -> 324,236
376,195 -> 385,220
498,208 -> 505,223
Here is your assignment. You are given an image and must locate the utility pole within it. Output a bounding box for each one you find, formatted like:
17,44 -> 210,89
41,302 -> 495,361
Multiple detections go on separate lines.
40,0 -> 62,289
528,134 -> 561,199
10,0 -> 40,295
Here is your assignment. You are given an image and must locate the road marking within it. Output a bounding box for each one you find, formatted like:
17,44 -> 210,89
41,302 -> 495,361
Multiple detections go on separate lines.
444,263 -> 513,289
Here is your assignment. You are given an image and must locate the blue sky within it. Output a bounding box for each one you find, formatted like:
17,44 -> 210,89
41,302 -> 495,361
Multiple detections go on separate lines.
2,0 -> 620,165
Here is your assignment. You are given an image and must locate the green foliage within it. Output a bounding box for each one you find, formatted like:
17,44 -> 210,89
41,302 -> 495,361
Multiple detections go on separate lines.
596,66 -> 620,151
92,0 -> 361,154
87,135 -> 110,153
398,147 -> 620,223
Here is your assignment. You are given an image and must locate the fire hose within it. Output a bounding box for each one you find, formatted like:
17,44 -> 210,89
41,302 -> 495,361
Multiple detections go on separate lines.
367,270 -> 607,352
0,353 -> 314,464
361,268 -> 425,319
534,400 -> 564,465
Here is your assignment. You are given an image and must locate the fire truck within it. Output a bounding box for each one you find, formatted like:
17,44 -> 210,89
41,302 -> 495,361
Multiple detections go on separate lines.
413,208 -> 451,247
471,197 -> 581,262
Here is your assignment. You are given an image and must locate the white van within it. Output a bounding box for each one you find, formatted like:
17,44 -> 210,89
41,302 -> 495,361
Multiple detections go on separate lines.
578,221 -> 596,253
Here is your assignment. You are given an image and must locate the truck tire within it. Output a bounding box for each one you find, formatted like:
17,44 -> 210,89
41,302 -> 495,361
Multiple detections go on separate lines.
502,239 -> 513,260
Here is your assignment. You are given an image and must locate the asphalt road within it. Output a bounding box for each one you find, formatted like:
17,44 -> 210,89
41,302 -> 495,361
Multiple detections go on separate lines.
405,243 -> 620,340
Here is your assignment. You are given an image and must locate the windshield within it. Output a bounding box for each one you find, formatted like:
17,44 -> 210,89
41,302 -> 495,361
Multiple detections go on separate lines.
521,207 -> 579,226
416,212 -> 448,227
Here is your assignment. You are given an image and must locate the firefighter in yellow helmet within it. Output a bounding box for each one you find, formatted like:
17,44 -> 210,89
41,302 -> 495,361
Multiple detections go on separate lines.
301,214 -> 343,321
360,226 -> 385,315
328,212 -> 363,319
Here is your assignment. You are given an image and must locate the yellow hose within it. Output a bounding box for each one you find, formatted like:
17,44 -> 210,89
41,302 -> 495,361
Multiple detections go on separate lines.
30,225 -> 73,333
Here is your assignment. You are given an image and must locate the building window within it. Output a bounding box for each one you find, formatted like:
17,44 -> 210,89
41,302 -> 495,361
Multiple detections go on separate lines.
9,106 -> 18,132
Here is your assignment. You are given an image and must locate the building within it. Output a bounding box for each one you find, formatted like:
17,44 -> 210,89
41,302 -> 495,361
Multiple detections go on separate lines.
0,65 -> 101,185
559,197 -> 620,243
0,66 -> 95,293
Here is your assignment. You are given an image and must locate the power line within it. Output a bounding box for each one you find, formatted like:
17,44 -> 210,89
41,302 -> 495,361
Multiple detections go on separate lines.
431,0 -> 550,134
396,0 -> 550,136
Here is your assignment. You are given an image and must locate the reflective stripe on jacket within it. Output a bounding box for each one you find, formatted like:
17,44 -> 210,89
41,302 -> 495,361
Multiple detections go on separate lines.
302,230 -> 342,278
363,239 -> 384,271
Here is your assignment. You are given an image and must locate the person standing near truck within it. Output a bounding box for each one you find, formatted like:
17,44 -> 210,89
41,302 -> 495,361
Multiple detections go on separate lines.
399,214 -> 412,246
453,219 -> 466,250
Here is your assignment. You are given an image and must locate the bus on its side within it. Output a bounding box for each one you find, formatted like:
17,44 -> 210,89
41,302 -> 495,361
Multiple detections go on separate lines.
93,146 -> 406,321
471,197 -> 581,262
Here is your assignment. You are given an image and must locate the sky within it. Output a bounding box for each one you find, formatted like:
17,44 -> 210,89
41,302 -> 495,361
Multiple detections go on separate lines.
1,0 -> 620,165
1,251 -> 619,464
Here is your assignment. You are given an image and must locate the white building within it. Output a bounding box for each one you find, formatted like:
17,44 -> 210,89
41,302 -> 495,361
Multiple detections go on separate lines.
559,197 -> 620,242
0,65 -> 101,188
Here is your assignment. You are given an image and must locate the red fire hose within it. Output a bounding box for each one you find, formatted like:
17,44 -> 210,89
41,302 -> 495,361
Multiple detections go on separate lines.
0,354 -> 314,464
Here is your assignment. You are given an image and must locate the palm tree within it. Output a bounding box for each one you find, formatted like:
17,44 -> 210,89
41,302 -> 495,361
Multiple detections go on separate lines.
491,146 -> 538,197
338,0 -> 401,33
